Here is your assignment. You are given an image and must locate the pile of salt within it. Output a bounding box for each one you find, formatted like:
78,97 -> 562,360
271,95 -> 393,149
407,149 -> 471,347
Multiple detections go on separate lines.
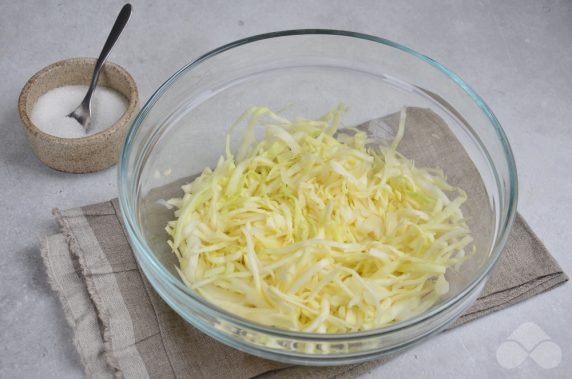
31,85 -> 128,139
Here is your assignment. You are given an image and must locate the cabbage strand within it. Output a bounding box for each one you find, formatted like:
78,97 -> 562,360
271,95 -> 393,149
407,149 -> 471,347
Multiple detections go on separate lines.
166,105 -> 472,333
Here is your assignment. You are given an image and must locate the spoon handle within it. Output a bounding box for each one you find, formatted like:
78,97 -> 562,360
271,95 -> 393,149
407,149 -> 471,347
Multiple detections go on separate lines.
86,3 -> 132,98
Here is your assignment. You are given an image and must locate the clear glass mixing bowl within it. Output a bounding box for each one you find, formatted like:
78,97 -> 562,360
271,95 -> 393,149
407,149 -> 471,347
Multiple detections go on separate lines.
118,30 -> 517,365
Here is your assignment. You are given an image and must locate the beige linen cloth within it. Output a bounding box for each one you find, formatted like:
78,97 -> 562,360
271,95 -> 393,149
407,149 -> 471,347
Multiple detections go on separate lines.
42,109 -> 567,378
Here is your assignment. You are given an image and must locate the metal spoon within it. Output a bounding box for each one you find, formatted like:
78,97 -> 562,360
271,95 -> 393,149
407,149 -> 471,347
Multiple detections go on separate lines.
68,3 -> 132,133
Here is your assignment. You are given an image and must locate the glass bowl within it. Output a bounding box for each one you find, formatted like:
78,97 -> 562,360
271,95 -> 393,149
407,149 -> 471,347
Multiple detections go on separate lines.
118,30 -> 517,365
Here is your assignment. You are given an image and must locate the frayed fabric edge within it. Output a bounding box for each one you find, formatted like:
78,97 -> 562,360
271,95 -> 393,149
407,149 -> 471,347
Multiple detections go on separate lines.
52,208 -> 124,379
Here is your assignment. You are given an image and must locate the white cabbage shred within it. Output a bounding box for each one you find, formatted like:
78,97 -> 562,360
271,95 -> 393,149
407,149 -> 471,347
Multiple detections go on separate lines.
166,105 -> 473,333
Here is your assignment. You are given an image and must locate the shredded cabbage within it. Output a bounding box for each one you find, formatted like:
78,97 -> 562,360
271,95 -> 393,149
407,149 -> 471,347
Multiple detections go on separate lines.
166,105 -> 473,333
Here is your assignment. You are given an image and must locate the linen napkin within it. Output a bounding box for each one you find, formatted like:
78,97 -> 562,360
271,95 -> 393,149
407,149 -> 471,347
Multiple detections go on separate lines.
42,108 -> 567,378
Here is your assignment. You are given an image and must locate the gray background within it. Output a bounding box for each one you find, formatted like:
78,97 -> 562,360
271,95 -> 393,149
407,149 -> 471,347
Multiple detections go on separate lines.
1,0 -> 570,378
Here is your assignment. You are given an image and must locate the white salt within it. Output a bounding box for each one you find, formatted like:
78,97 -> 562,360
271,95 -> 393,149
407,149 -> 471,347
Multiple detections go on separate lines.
31,85 -> 128,139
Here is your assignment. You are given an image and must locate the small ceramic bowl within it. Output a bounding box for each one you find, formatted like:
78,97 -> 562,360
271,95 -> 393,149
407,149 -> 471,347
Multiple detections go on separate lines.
18,57 -> 139,173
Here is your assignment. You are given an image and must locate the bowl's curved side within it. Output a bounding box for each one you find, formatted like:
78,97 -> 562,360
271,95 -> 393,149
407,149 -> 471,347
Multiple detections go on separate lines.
137,250 -> 487,364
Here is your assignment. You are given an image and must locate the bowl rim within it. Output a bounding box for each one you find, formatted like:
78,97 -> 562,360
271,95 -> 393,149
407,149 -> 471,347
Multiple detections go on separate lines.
18,57 -> 139,146
118,29 -> 518,340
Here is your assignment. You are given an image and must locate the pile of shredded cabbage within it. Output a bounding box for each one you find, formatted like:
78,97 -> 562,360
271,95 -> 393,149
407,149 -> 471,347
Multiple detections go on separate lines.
166,105 -> 473,333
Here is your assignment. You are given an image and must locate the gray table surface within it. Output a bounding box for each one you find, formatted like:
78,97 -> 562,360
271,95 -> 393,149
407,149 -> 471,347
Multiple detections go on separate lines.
1,1 -> 570,378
